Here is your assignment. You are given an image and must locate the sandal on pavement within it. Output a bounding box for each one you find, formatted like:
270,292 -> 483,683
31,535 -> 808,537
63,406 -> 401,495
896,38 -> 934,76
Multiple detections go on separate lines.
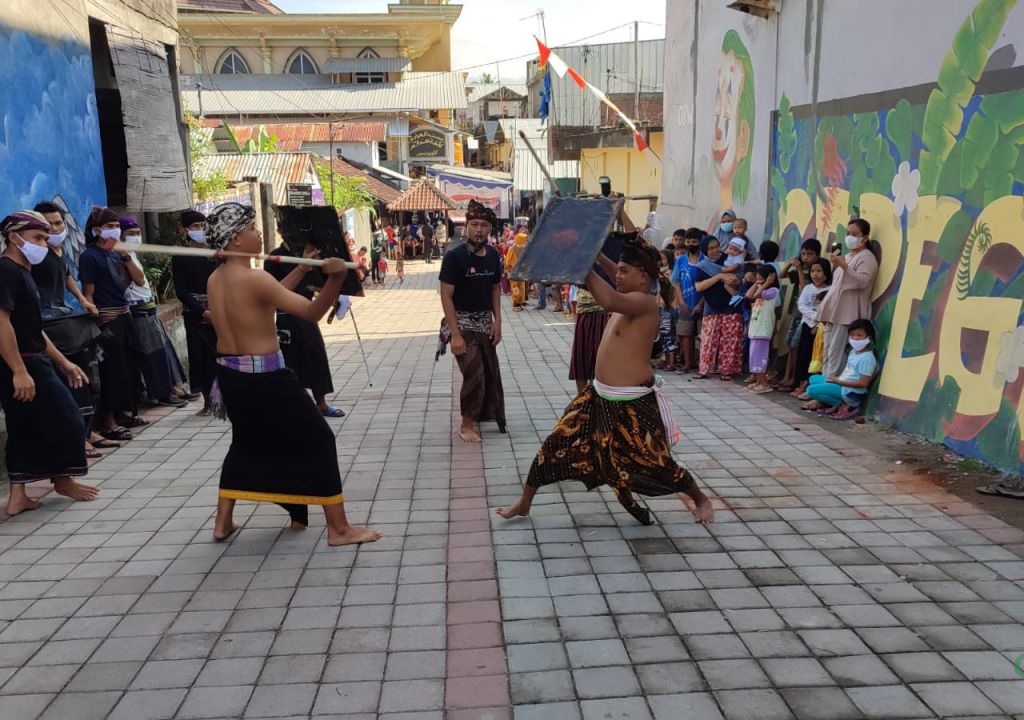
831,408 -> 858,420
119,416 -> 149,428
817,407 -> 838,416
100,427 -> 132,442
692,374 -> 709,380
322,406 -> 346,418
85,448 -> 102,459
92,438 -> 121,449
720,376 -> 733,382
751,386 -> 773,394
801,400 -> 822,411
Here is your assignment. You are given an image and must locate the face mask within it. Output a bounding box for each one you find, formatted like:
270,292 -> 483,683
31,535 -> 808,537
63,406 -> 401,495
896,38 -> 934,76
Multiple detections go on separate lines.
849,337 -> 871,352
720,222 -> 733,233
187,230 -> 207,244
15,234 -> 49,266
124,233 -> 142,246
99,227 -> 121,242
686,244 -> 700,254
47,229 -> 67,247
845,234 -> 863,250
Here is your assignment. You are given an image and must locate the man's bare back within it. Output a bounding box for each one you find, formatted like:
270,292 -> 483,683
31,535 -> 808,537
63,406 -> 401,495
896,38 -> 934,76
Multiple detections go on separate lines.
594,295 -> 659,387
207,264 -> 283,356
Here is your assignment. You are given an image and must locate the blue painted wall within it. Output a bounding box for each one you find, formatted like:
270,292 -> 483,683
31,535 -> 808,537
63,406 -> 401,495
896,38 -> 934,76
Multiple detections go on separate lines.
0,24 -> 105,224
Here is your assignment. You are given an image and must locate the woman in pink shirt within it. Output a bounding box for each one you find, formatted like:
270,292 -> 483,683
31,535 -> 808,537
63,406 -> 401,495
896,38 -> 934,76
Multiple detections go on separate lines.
815,218 -> 879,381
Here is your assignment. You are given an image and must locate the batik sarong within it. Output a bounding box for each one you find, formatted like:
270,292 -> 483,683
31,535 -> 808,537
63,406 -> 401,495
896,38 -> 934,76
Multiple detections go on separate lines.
526,378 -> 693,525
436,311 -> 507,432
568,311 -> 609,382
213,352 -> 342,527
0,355 -> 87,483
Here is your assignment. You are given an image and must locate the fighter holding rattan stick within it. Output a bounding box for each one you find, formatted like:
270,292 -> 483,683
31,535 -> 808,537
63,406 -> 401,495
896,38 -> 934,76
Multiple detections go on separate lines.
201,202 -> 380,545
113,241 -> 359,270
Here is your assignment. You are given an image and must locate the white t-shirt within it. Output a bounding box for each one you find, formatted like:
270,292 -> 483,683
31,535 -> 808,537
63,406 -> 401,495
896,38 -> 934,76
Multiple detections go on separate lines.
126,253 -> 153,304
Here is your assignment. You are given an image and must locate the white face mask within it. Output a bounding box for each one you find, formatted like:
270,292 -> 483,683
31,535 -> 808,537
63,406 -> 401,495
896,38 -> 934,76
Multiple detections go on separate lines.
15,234 -> 49,266
99,227 -> 121,242
849,337 -> 871,352
124,233 -> 142,246
187,229 -> 207,244
47,229 -> 67,247
845,234 -> 864,250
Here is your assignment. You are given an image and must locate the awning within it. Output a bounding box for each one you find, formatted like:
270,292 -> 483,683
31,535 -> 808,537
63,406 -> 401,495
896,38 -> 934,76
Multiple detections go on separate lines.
324,57 -> 412,73
449,211 -> 466,224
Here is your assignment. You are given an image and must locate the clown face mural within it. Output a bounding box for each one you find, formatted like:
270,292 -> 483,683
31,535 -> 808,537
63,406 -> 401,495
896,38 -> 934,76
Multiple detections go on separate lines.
712,30 -> 755,213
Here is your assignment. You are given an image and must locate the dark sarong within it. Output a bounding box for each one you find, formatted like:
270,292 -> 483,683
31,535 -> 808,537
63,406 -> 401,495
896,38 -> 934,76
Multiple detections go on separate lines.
183,313 -> 217,396
96,309 -> 136,414
0,355 -> 87,483
526,383 -> 695,525
436,311 -> 506,432
215,352 -> 342,527
276,313 -> 334,399
65,348 -> 100,440
130,305 -> 175,401
43,314 -> 102,440
568,312 -> 609,381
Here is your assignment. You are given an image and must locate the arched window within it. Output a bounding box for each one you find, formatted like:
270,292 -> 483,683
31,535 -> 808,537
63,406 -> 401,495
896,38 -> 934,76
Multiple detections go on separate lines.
287,49 -> 318,75
355,47 -> 384,84
217,49 -> 250,74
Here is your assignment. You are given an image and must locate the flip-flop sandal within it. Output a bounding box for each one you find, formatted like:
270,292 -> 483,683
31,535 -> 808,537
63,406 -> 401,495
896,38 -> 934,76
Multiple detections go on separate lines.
817,407 -> 837,416
692,374 -> 709,379
720,376 -> 733,382
977,482 -> 1024,499
100,427 -> 132,441
178,391 -> 201,401
85,448 -> 102,459
831,408 -> 858,420
322,406 -> 346,418
119,416 -> 149,428
92,439 -> 121,449
751,386 -> 774,394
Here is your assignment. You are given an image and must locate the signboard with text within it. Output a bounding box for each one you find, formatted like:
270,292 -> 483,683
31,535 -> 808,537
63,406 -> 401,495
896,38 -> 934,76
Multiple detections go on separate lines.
286,183 -> 313,206
409,128 -> 447,160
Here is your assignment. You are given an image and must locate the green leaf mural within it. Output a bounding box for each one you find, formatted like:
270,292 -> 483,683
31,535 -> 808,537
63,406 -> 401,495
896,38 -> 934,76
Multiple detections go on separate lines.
904,376 -> 961,441
919,0 -> 1017,193
777,94 -> 797,173
976,397 -> 1023,472
955,221 -> 993,300
885,99 -> 914,163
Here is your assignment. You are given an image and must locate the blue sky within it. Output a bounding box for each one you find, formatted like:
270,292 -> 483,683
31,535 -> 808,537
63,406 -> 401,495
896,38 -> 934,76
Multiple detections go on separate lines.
272,0 -> 665,82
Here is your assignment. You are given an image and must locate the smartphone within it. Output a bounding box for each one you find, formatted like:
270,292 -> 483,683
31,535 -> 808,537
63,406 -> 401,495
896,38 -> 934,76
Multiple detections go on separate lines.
599,176 -> 611,197
830,243 -> 842,256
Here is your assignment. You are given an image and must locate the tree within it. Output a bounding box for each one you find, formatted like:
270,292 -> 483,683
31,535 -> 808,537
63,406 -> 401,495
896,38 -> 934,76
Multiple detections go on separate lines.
481,72 -> 494,84
185,111 -> 229,201
315,162 -> 377,218
224,123 -> 279,153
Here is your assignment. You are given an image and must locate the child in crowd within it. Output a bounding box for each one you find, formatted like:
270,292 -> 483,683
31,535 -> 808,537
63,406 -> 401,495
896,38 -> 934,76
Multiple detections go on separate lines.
792,258 -> 832,397
568,284 -> 579,316
720,238 -> 747,304
376,254 -> 388,285
777,239 -> 823,391
396,255 -> 405,284
757,239 -> 781,273
746,265 -> 780,393
653,250 -> 679,371
356,247 -> 369,282
805,318 -> 877,419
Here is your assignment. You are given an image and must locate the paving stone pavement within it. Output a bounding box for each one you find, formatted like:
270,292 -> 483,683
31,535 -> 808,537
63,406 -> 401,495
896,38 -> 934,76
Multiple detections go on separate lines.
2,262 -> 1024,719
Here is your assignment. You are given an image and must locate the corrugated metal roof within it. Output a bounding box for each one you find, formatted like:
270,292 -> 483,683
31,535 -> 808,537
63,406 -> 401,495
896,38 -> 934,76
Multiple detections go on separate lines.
495,119 -> 578,192
226,122 -> 387,150
181,72 -> 468,115
387,179 -> 458,212
324,57 -> 411,73
467,84 -> 530,103
196,152 -> 320,205
178,0 -> 283,13
526,39 -> 664,127
428,165 -> 512,183
316,157 -> 401,204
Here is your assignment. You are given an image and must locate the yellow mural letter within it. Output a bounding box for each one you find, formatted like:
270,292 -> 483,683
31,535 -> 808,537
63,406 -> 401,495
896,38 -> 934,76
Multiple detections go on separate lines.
877,196 -> 957,402
778,189 -> 813,241
939,196 -> 1024,417
858,193 -> 902,301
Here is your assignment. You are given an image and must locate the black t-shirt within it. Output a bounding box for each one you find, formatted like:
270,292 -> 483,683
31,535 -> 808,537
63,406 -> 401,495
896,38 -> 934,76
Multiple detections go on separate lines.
0,256 -> 47,357
264,246 -> 315,300
421,224 -> 434,241
31,248 -> 68,311
439,243 -> 501,313
695,255 -> 740,315
79,245 -> 129,308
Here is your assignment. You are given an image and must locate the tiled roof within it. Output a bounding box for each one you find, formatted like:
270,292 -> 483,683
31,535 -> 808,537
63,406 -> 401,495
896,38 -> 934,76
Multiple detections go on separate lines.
177,0 -> 283,13
195,152 -> 318,205
180,72 -> 468,115
387,179 -> 458,212
317,157 -> 402,205
227,122 -> 387,150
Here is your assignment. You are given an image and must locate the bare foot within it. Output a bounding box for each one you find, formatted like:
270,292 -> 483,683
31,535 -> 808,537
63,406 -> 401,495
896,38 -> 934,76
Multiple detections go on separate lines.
459,424 -> 481,443
495,500 -> 530,519
196,406 -> 213,417
692,497 -> 714,525
53,479 -> 99,501
289,520 -> 306,531
327,525 -> 383,546
6,495 -> 42,516
213,523 -> 238,542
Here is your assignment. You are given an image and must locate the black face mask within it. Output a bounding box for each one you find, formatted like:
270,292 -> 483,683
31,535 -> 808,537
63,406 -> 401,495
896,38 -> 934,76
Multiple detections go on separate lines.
685,244 -> 700,254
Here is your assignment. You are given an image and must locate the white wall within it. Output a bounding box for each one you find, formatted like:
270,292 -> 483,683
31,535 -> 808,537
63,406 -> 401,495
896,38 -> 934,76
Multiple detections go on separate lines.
302,141 -> 379,167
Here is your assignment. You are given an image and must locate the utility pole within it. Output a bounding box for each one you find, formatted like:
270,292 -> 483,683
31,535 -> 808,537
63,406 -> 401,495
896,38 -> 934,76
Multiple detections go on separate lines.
197,82 -> 204,117
328,119 -> 335,204
633,20 -> 640,121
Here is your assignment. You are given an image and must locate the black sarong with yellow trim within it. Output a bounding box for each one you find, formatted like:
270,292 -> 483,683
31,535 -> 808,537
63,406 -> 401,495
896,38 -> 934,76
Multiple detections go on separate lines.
214,352 -> 342,527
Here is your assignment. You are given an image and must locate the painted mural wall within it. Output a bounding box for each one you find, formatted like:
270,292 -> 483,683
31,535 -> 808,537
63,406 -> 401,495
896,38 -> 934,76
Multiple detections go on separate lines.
0,23 -> 106,225
767,0 -> 1024,474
